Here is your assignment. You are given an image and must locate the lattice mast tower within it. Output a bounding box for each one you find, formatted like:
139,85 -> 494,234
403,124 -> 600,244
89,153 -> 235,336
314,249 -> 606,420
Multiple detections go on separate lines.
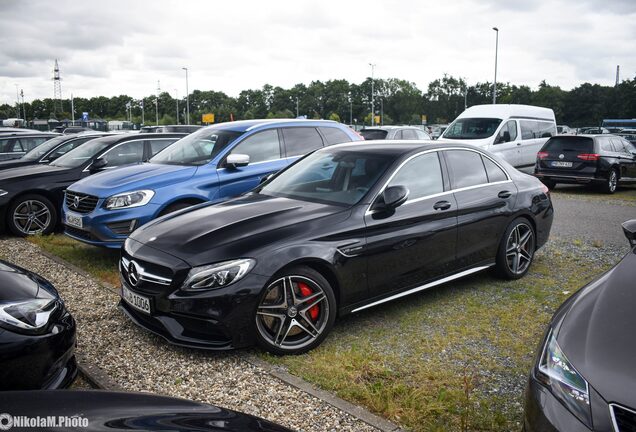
53,59 -> 63,115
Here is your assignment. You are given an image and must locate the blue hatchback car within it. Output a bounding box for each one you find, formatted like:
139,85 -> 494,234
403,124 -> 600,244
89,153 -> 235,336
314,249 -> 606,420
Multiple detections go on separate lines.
62,119 -> 361,248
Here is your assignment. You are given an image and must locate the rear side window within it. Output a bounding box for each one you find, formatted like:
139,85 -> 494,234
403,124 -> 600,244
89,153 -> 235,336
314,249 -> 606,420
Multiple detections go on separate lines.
149,138 -> 179,156
318,127 -> 352,145
415,130 -> 430,140
360,129 -> 388,140
600,138 -> 615,152
445,150 -> 489,189
282,127 -> 324,157
388,152 -> 444,200
482,156 -> 508,182
20,137 -> 49,151
520,120 -> 556,140
543,136 -> 595,154
401,129 -> 418,140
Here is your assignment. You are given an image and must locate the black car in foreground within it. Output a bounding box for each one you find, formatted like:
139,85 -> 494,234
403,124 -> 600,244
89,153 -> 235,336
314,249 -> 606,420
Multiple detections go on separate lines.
535,134 -> 636,193
0,390 -> 292,431
0,259 -> 76,390
524,220 -> 636,432
0,132 -> 106,171
119,142 -> 553,355
0,132 -> 185,236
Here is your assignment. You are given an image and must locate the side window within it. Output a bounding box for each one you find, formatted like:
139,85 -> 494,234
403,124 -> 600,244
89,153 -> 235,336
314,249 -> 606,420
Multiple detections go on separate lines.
520,120 -> 534,140
610,138 -> 624,153
22,137 -> 48,151
149,139 -> 179,156
47,142 -> 76,160
394,130 -> 403,139
482,156 -> 508,182
0,138 -> 11,152
11,139 -> 24,152
401,129 -> 418,140
507,120 -> 518,141
600,138 -> 614,152
445,150 -> 489,189
282,127 -> 323,157
415,129 -> 430,140
495,120 -> 517,144
318,127 -> 352,145
101,140 -> 145,167
388,152 -> 444,201
231,129 -> 281,163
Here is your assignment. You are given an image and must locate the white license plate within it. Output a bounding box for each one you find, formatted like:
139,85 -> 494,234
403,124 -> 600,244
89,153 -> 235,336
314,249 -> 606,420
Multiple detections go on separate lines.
65,212 -> 83,228
551,161 -> 573,168
122,285 -> 151,315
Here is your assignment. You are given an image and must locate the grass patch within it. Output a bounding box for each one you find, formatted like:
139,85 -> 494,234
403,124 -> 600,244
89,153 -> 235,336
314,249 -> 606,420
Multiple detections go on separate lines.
27,234 -> 120,286
551,184 -> 636,204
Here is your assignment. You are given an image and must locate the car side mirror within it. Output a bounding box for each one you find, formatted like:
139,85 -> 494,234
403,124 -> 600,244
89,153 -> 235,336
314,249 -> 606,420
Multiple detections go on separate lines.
226,153 -> 250,169
90,157 -> 108,171
372,185 -> 409,211
622,219 -> 636,247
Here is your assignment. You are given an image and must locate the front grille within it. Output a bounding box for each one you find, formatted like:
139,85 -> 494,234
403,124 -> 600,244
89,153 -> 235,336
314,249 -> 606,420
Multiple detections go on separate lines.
120,256 -> 173,294
65,190 -> 99,214
611,404 -> 636,432
107,219 -> 137,235
64,226 -> 97,242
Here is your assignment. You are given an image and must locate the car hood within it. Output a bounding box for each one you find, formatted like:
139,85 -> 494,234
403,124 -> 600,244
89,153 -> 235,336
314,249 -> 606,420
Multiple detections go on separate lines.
556,248 -> 636,407
68,163 -> 198,197
0,164 -> 69,184
0,260 -> 57,302
130,193 -> 347,267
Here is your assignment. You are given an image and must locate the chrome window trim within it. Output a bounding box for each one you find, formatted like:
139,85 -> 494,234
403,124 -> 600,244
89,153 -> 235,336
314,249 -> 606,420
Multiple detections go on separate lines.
121,256 -> 172,286
365,147 -> 512,215
610,403 -> 636,432
351,264 -> 493,313
82,139 -> 147,172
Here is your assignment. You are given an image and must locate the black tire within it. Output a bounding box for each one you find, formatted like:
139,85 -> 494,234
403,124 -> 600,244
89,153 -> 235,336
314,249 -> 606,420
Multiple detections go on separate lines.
159,202 -> 195,216
255,266 -> 336,355
7,194 -> 57,237
494,218 -> 536,280
541,178 -> 557,190
600,168 -> 618,194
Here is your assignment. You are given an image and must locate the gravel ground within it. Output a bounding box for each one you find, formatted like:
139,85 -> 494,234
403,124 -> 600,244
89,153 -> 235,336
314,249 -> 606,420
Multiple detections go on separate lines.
0,237 -> 379,432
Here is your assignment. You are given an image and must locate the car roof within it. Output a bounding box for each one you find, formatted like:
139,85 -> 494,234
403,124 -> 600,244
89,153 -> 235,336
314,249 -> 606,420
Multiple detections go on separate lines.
362,126 -> 421,131
327,140 -> 481,156
0,132 -> 58,137
87,132 -> 186,145
206,119 -> 342,132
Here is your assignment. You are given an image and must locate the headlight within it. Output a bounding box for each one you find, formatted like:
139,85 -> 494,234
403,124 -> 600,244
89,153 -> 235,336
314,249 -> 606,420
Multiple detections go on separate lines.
0,189 -> 8,197
0,299 -> 57,334
182,259 -> 255,291
537,330 -> 591,427
104,190 -> 154,210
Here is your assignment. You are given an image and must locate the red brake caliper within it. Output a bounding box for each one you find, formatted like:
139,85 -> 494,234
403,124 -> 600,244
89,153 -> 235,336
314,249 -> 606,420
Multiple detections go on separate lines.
298,282 -> 319,321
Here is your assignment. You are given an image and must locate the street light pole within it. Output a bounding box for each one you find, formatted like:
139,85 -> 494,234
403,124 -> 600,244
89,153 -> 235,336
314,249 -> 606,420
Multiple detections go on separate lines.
20,89 -> 26,121
492,27 -> 499,104
175,89 -> 179,125
349,92 -> 352,125
182,67 -> 190,125
369,63 -> 376,126
296,97 -> 299,118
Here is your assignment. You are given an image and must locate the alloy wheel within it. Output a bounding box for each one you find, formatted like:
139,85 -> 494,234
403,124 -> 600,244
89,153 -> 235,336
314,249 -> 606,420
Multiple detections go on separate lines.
13,200 -> 52,235
505,223 -> 535,275
608,170 -> 618,193
256,275 -> 329,351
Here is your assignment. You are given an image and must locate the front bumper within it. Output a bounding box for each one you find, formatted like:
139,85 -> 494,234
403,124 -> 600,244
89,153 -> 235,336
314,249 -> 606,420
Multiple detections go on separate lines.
0,310 -> 77,390
62,202 -> 162,248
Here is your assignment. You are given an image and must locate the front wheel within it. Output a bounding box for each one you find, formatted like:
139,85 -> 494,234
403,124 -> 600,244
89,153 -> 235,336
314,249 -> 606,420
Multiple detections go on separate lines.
494,218 -> 536,280
255,266 -> 336,355
7,194 -> 57,236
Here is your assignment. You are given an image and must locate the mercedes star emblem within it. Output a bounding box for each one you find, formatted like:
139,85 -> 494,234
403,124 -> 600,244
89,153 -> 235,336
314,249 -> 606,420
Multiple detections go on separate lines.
128,260 -> 141,286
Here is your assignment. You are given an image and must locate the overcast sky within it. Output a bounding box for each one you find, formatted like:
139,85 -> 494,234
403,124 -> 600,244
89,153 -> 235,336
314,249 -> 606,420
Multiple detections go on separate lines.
1,0 -> 634,105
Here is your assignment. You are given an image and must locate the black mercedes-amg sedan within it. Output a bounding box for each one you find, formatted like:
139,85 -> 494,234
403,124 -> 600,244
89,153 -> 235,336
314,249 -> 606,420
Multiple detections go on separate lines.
0,259 -> 76,390
119,142 -> 553,355
0,133 -> 185,236
0,390 -> 292,431
524,220 -> 636,432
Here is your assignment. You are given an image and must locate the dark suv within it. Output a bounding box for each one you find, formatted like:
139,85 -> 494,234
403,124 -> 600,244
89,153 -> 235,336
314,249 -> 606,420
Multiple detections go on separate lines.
535,134 -> 636,193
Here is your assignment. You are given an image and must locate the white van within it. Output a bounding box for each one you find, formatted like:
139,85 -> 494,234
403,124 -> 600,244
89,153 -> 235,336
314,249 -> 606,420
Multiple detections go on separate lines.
438,104 -> 557,169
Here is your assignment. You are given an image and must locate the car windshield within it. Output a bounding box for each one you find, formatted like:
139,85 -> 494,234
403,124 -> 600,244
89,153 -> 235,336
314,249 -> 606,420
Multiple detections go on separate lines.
150,128 -> 243,165
443,118 -> 502,139
51,138 -> 111,168
21,136 -> 65,160
258,149 -> 395,206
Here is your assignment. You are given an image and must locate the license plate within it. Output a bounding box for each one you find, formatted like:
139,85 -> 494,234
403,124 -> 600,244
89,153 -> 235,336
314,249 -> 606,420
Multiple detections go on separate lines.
65,212 -> 83,228
551,161 -> 573,168
122,285 -> 151,315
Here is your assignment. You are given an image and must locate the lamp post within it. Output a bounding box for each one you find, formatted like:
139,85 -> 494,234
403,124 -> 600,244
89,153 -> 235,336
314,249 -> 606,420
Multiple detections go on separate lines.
369,63 -> 376,126
492,27 -> 499,104
295,96 -> 299,118
174,89 -> 179,124
20,89 -> 26,121
348,92 -> 353,125
182,67 -> 190,125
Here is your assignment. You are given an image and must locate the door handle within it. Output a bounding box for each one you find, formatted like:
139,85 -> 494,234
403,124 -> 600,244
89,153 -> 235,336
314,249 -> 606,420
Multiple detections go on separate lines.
498,190 -> 512,199
516,142 -> 521,146
433,200 -> 451,211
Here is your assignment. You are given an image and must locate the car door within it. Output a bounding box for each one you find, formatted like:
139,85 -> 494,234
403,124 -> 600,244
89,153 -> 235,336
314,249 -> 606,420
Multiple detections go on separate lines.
217,129 -> 287,199
443,149 -> 518,268
492,120 -> 521,167
615,138 -> 636,180
364,150 -> 458,299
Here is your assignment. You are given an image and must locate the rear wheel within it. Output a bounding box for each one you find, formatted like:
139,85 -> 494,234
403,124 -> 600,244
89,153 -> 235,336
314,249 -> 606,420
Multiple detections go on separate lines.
7,194 -> 57,236
255,266 -> 336,355
600,168 -> 618,194
494,218 -> 536,280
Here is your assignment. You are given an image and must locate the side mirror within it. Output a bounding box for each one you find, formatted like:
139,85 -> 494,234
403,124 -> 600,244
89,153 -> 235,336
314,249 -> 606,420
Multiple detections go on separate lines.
90,157 -> 108,171
622,219 -> 636,247
372,185 -> 409,211
226,153 -> 250,169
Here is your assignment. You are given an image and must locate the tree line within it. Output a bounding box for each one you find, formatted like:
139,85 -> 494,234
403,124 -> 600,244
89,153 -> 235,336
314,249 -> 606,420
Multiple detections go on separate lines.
1,74 -> 635,128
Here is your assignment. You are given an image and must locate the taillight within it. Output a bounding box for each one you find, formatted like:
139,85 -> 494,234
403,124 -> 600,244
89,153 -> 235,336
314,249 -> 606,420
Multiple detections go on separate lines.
537,151 -> 549,160
577,153 -> 600,161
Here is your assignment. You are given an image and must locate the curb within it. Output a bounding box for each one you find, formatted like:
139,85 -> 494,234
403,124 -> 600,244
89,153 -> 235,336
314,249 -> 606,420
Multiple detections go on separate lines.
29,239 -> 403,431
